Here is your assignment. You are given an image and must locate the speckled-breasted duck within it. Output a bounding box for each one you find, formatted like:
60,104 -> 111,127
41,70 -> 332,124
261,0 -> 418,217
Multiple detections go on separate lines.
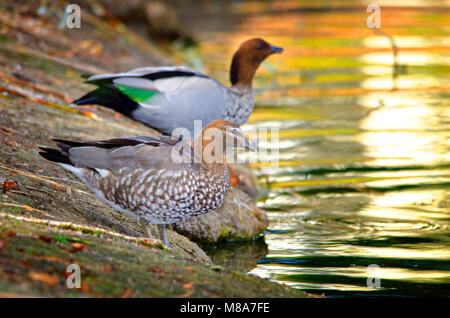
38,119 -> 254,247
72,38 -> 283,137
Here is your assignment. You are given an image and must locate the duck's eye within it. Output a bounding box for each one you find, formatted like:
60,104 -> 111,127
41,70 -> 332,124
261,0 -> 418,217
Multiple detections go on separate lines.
257,43 -> 266,50
228,127 -> 239,135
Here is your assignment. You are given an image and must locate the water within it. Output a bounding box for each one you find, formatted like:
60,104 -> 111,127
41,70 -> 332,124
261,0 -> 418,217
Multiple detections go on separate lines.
186,0 -> 450,297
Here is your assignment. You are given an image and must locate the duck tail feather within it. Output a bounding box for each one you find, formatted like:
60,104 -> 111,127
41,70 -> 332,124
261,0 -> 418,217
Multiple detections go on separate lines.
38,146 -> 72,165
72,86 -> 139,116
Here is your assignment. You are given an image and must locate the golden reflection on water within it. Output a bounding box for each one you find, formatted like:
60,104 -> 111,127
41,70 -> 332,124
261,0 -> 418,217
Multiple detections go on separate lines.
363,35 -> 450,48
194,0 -> 450,296
252,264 -> 450,284
357,40 -> 450,167
361,76 -> 443,89
361,51 -> 450,66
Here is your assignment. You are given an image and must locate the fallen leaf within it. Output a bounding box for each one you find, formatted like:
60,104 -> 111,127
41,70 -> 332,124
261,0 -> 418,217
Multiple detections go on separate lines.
70,242 -> 87,253
79,40 -> 93,49
0,129 -> 12,138
181,281 -> 194,289
39,256 -> 69,265
28,272 -> 59,286
80,282 -> 90,293
120,288 -> 134,298
6,231 -> 16,237
0,164 -> 65,191
22,205 -> 34,212
1,139 -> 19,147
175,289 -> 194,298
2,179 -> 18,191
38,235 -> 52,243
99,266 -> 113,273
0,202 -> 55,219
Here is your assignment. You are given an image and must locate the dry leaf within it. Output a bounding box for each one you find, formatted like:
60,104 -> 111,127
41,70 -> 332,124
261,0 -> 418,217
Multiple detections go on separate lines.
39,255 -> 69,265
2,179 -> 18,191
1,139 -> 19,147
80,282 -> 90,293
120,288 -> 134,298
70,242 -> 87,253
28,272 -> 59,286
100,266 -> 113,273
0,129 -> 12,138
38,235 -> 52,243
181,281 -> 194,289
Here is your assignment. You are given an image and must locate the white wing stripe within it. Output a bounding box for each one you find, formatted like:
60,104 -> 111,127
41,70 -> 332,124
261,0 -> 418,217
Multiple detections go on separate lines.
113,77 -> 157,90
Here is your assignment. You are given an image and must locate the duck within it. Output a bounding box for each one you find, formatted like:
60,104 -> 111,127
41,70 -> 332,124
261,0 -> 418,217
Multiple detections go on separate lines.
72,38 -> 283,137
38,119 -> 254,247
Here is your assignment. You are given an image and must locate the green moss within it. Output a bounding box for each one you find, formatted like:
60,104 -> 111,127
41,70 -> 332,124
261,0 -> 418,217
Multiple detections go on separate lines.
0,215 -> 308,297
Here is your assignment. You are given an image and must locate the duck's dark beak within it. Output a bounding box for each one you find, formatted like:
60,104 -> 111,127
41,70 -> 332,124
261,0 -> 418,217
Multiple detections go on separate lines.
242,135 -> 255,151
235,134 -> 255,151
269,44 -> 284,54
244,138 -> 255,151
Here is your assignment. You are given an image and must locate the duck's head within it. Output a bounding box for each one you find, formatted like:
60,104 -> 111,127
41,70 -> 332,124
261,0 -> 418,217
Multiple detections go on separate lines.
195,119 -> 254,164
230,38 -> 283,87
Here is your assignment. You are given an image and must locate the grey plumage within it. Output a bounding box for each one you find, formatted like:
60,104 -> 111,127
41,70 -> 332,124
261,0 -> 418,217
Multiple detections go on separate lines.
72,39 -> 283,137
81,66 -> 249,137
39,119 -> 255,247
50,136 -> 228,226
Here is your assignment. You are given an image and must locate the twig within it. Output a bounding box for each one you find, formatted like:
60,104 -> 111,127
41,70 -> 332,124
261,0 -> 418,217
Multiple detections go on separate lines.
0,42 -> 106,75
28,174 -> 83,185
0,85 -> 100,120
0,73 -> 72,104
22,185 -> 57,197
8,190 -> 32,197
0,163 -> 66,191
0,202 -> 56,219
0,212 -> 164,248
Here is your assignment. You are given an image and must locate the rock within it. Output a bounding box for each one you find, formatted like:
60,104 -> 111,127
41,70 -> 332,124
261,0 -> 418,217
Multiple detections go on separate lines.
206,240 -> 269,272
93,0 -> 197,46
174,187 -> 269,243
233,163 -> 265,199
143,224 -> 212,263
144,1 -> 178,36
143,1 -> 197,46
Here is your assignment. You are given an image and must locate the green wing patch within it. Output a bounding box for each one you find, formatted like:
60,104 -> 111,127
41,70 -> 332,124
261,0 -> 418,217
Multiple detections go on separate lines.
116,85 -> 159,103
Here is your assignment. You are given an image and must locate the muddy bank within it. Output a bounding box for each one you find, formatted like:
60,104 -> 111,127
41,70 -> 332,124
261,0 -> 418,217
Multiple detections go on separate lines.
0,0 -> 312,297
0,211 -> 308,297
0,58 -> 302,296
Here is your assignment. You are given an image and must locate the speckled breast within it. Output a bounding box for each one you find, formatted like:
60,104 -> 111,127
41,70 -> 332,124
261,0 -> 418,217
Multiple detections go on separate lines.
225,89 -> 254,126
87,164 -> 230,224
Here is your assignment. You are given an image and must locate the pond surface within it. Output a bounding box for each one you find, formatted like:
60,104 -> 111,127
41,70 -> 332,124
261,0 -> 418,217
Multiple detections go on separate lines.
189,0 -> 449,297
